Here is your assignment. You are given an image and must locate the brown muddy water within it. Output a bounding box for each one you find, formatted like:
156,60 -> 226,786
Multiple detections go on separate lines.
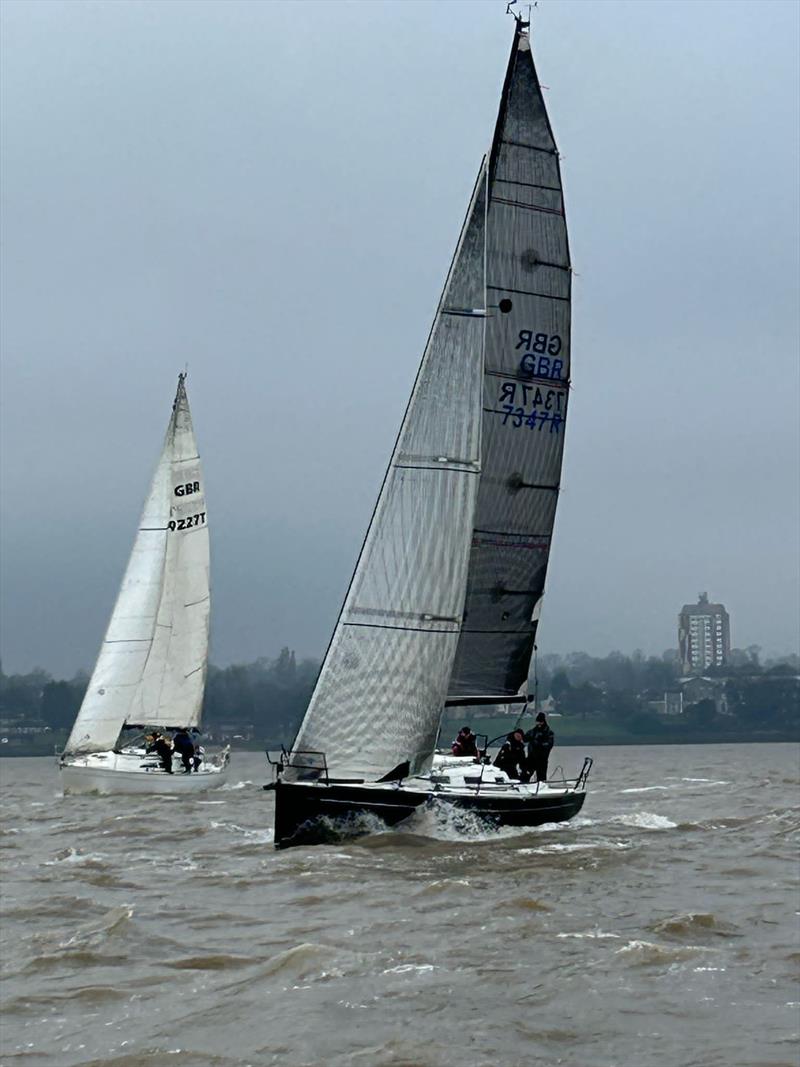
1,744 -> 798,1067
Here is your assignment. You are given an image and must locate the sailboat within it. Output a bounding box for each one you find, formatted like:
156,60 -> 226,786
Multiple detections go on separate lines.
60,374 -> 230,795
267,16 -> 591,847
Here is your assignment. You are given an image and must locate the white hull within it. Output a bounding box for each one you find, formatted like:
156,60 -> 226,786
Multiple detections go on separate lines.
60,748 -> 230,796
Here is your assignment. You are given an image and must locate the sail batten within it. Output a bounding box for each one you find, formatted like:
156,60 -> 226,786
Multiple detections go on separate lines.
64,376 -> 210,755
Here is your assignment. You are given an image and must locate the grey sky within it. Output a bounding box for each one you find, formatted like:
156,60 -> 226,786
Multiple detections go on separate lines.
1,0 -> 798,677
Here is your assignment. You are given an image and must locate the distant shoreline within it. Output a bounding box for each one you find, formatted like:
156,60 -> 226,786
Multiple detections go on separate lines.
4,732 -> 797,758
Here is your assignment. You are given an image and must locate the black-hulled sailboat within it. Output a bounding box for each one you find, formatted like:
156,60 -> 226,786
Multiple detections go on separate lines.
267,17 -> 591,847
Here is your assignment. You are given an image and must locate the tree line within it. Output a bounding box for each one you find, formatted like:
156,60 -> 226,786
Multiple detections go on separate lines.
1,646 -> 797,741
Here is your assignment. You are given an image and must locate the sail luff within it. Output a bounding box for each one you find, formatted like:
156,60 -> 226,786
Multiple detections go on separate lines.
64,376 -> 209,754
447,24 -> 571,702
289,165 -> 489,781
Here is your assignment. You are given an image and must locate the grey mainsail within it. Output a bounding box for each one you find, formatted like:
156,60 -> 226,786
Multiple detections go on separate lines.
447,22 -> 570,704
290,167 -> 488,780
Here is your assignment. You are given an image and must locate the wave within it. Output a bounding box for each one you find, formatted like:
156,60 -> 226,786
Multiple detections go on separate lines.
412,878 -> 472,897
619,786 -> 671,793
74,1051 -> 243,1067
681,778 -> 730,785
382,962 -> 438,975
208,820 -> 273,844
612,812 -> 677,831
557,929 -> 621,940
4,895 -> 89,921
57,905 -> 134,949
649,912 -> 741,939
388,803 -> 575,845
44,846 -> 107,866
3,984 -> 131,1012
615,939 -> 716,966
501,895 -> 551,911
165,953 -> 255,970
517,840 -> 632,856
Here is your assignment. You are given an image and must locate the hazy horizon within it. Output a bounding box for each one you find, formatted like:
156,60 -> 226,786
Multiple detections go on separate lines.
2,0 -> 799,677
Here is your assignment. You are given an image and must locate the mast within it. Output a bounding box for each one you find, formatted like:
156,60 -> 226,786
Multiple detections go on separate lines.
64,375 -> 210,754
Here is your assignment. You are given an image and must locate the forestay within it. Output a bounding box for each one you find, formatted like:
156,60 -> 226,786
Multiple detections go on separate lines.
447,24 -> 571,702
290,168 -> 488,781
64,376 -> 210,755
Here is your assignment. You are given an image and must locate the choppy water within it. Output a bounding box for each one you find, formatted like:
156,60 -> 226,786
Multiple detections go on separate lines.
1,744 -> 798,1067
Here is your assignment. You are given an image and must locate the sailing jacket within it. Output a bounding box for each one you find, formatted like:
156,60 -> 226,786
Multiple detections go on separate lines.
524,724 -> 555,752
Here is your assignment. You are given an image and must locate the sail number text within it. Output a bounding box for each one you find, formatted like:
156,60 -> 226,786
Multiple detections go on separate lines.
516,331 -> 564,381
174,481 -> 201,497
495,381 -> 566,433
167,512 -> 206,532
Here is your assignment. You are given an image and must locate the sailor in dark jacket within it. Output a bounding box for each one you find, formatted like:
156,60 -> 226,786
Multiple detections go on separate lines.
494,730 -> 526,780
452,726 -> 481,760
524,712 -> 555,783
172,729 -> 195,774
147,732 -> 174,774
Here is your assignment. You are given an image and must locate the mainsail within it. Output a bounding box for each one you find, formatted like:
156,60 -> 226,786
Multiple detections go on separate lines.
64,375 -> 210,755
290,168 -> 488,780
447,22 -> 571,703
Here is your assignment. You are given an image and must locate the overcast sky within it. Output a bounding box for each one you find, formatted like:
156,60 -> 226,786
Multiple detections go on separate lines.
1,0 -> 798,677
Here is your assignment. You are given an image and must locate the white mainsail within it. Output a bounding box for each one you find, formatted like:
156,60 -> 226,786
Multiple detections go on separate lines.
64,375 -> 210,755
290,167 -> 488,781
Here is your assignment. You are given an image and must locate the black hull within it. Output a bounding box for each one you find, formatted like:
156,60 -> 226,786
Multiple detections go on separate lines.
273,780 -> 586,849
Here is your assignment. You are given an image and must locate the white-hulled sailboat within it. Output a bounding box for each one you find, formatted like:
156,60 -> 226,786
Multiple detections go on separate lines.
267,17 -> 591,847
60,374 -> 230,795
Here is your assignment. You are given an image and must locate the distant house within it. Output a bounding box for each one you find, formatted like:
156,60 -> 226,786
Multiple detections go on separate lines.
664,690 -> 684,716
679,675 -> 729,715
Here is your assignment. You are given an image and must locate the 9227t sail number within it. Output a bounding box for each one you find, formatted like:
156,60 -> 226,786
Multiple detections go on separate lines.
167,512 -> 206,532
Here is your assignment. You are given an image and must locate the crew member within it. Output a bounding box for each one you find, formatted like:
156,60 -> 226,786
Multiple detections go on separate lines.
149,732 -> 174,774
451,726 -> 480,760
524,712 -> 555,783
172,728 -> 195,774
494,729 -> 526,779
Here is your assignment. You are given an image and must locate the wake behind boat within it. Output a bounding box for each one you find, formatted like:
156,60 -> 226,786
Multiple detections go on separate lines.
267,15 -> 589,847
60,374 -> 229,795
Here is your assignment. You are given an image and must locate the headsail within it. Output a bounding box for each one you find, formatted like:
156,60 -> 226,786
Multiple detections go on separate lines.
290,167 -> 488,781
447,21 -> 571,703
64,375 -> 210,755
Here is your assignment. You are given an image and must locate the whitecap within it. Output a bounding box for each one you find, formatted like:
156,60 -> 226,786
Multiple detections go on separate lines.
382,963 -> 437,974
620,786 -> 671,794
44,847 -> 106,866
518,840 -> 631,855
557,930 -> 621,940
681,778 -> 729,786
209,820 -> 273,843
613,812 -> 677,831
